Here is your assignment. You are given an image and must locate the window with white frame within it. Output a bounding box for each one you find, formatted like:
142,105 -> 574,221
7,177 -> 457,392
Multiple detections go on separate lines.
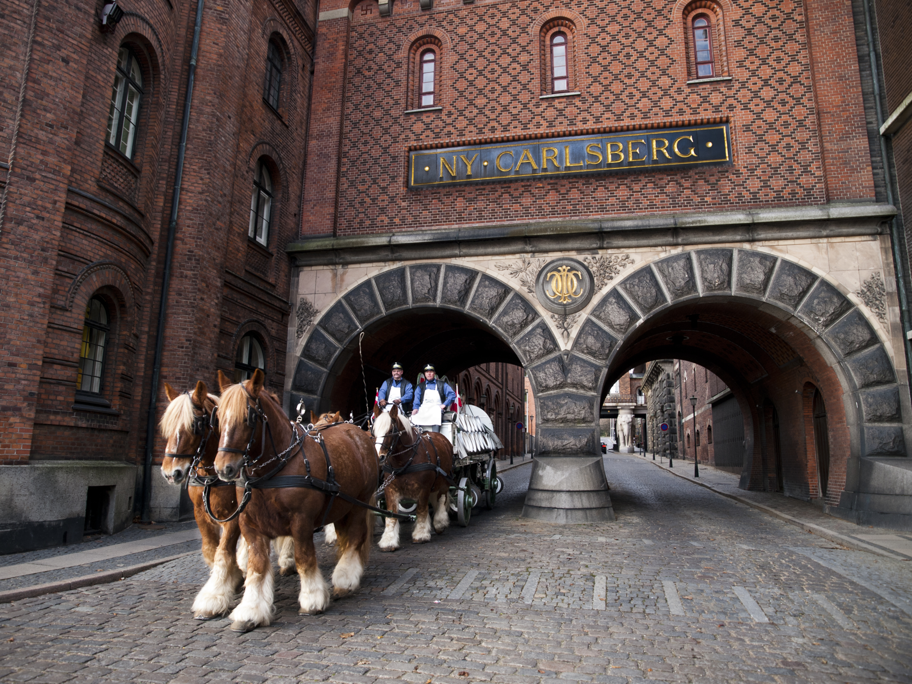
106,46 -> 144,158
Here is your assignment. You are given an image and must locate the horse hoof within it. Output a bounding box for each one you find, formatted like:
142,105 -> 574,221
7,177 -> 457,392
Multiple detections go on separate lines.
194,614 -> 217,621
298,608 -> 324,616
412,538 -> 430,544
379,546 -> 398,553
230,620 -> 257,633
279,567 -> 295,577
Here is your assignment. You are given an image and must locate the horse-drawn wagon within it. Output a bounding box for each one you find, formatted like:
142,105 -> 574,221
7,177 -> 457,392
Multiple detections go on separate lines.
439,403 -> 505,527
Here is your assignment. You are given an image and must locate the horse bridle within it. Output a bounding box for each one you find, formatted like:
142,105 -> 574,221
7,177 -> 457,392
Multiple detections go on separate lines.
164,392 -> 222,487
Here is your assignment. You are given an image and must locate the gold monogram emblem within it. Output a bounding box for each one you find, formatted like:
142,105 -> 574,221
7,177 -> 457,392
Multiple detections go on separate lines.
545,265 -> 584,304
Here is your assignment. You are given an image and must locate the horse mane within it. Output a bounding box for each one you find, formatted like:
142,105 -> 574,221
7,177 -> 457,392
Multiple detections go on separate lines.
159,392 -> 219,439
373,409 -> 412,437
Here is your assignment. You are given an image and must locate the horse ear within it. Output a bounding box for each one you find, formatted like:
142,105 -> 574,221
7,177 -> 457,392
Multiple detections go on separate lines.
164,382 -> 180,402
191,380 -> 207,406
217,370 -> 233,393
248,368 -> 265,396
310,410 -> 318,423
372,404 -> 381,419
389,404 -> 399,421
334,411 -> 342,422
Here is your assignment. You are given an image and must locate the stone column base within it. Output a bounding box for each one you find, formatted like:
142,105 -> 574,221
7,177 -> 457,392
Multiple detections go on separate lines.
522,456 -> 615,523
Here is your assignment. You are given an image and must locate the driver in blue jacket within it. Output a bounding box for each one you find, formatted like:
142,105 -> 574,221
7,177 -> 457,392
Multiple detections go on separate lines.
378,362 -> 414,414
411,364 -> 456,433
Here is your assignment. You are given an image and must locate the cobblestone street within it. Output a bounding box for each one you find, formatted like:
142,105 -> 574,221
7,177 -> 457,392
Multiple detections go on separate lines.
1,453 -> 911,683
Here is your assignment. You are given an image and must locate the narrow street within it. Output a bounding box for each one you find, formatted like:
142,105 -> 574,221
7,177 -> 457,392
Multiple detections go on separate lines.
1,453 -> 910,683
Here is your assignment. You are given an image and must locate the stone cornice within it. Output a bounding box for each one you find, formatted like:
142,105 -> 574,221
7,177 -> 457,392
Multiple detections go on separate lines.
287,203 -> 896,267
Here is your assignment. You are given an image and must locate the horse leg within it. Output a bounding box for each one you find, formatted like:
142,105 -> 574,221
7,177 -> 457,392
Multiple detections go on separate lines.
332,501 -> 372,598
293,529 -> 330,615
228,530 -> 275,632
236,535 -> 249,576
432,483 -> 450,534
192,520 -> 243,620
412,486 -> 432,544
276,536 -> 295,576
322,523 -> 337,546
378,488 -> 401,552
193,500 -> 220,568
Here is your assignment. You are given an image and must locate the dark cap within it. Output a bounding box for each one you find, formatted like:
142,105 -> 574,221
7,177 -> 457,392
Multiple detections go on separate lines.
423,364 -> 435,372
392,362 -> 403,370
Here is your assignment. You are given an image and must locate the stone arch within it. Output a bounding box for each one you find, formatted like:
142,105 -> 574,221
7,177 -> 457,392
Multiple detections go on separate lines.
568,247 -> 906,507
292,262 -> 614,522
65,261 -> 138,336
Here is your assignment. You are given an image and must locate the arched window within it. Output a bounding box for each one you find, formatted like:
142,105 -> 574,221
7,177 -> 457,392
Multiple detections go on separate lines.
692,16 -> 714,78
551,33 -> 568,93
236,333 -> 265,381
686,433 -> 691,448
707,425 -> 713,444
419,49 -> 436,107
264,40 -> 283,110
248,160 -> 273,246
77,298 -> 110,394
106,46 -> 144,158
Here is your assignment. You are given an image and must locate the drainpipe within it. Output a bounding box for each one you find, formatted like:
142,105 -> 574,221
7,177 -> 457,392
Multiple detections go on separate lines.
141,0 -> 205,522
861,0 -> 912,398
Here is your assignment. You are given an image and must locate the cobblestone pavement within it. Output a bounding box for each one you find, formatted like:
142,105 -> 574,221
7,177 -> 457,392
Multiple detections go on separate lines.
1,453 -> 911,683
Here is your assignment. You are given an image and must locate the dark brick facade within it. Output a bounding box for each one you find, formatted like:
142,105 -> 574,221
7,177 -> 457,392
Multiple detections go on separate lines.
0,0 -> 313,495
302,0 -> 876,238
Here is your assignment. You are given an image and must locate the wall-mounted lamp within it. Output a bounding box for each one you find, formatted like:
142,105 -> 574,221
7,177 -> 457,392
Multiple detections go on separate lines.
100,1 -> 125,31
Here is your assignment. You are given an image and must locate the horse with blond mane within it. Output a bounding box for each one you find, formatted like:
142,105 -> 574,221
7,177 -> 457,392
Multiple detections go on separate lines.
212,369 -> 379,632
372,404 -> 453,551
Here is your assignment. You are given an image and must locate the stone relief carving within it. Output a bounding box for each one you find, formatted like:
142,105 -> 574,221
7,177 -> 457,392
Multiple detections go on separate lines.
496,255 -> 544,294
583,254 -> 635,291
856,272 -> 887,324
550,312 -> 581,344
295,298 -> 319,339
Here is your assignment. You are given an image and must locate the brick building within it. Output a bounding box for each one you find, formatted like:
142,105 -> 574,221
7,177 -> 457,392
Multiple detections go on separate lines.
2,0 -> 912,546
0,0 -> 314,551
455,363 -> 524,459
289,0 -> 912,527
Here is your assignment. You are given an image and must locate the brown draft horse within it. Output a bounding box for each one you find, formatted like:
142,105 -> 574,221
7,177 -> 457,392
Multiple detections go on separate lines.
213,369 -> 378,632
372,404 -> 454,551
159,381 -> 245,619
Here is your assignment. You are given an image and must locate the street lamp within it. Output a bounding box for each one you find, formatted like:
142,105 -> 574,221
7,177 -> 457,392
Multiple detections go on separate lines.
690,394 -> 699,478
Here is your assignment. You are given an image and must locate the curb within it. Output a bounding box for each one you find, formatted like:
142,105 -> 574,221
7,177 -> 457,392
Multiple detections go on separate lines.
643,457 -> 907,561
0,551 -> 197,604
496,457 -> 534,474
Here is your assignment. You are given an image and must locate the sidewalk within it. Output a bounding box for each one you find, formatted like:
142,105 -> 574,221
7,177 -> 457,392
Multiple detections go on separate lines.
634,450 -> 912,561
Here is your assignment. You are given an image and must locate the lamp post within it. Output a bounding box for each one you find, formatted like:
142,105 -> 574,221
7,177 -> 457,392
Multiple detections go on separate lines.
690,394 -> 699,478
509,404 -> 514,465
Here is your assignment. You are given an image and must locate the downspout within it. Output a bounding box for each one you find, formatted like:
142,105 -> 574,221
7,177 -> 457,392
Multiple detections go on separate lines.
141,0 -> 205,522
861,0 -> 912,397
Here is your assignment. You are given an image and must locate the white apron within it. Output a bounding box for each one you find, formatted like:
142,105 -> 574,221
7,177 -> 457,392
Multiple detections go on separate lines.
383,384 -> 401,413
412,383 -> 443,427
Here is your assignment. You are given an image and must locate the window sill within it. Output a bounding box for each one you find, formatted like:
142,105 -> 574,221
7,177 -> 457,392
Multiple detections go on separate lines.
405,106 -> 443,114
247,238 -> 274,257
103,143 -> 141,175
686,76 -> 732,85
263,99 -> 288,126
73,393 -> 120,416
540,91 -> 581,100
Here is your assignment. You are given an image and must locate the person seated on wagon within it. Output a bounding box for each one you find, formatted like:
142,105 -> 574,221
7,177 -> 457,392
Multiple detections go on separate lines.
378,362 -> 414,414
411,364 -> 456,433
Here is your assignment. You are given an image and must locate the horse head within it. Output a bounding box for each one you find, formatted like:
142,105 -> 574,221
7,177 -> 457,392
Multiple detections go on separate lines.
311,410 -> 342,427
160,380 -> 219,485
372,404 -> 414,462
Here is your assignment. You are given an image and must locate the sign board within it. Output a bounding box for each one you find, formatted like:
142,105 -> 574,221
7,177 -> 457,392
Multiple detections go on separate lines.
516,422 -> 523,431
409,124 -> 731,189
660,423 -> 669,432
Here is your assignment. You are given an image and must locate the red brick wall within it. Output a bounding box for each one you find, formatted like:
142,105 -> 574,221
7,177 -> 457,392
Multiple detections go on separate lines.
301,0 -> 875,237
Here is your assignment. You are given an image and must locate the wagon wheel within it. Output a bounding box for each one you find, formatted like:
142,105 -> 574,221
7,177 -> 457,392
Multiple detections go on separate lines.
482,458 -> 497,510
494,476 -> 504,494
456,476 -> 475,527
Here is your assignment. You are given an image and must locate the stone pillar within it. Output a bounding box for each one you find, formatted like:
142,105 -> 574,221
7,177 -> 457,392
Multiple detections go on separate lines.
617,408 -> 634,453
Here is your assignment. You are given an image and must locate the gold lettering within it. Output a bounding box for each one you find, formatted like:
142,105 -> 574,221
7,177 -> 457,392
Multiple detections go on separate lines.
628,139 -> 647,163
586,143 -> 603,165
541,147 -> 560,171
564,146 -> 583,168
606,142 -> 624,164
496,150 -> 514,172
652,138 -> 672,161
516,148 -> 539,171
440,156 -> 457,179
460,153 -> 479,177
673,136 -> 697,158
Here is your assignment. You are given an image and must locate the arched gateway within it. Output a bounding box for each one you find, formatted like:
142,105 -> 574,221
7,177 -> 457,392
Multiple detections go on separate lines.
290,247 -> 909,525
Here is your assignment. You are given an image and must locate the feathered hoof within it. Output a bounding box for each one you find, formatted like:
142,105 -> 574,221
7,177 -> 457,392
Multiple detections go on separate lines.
279,566 -> 296,577
411,537 -> 431,544
193,612 -> 222,621
332,587 -> 354,599
230,620 -> 257,633
378,545 -> 399,553
298,607 -> 325,616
